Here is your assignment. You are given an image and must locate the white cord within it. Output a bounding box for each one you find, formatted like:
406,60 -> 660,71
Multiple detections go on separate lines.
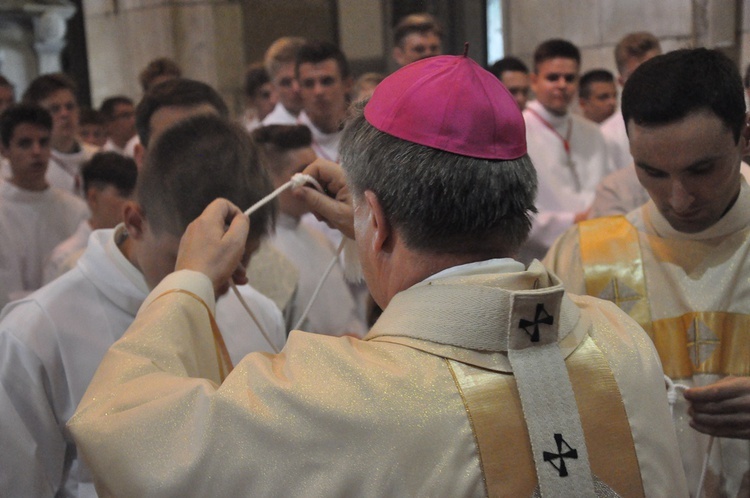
664,375 -> 715,498
223,173 -> 329,347
229,281 -> 280,353
292,238 -> 347,331
695,435 -> 715,498
244,173 -> 322,217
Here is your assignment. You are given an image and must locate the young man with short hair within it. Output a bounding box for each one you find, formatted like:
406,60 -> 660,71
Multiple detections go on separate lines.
578,69 -> 617,124
134,77 -> 299,327
489,56 -> 530,110
22,73 -> 98,194
241,62 -> 277,132
0,104 -> 88,307
78,108 -> 107,148
253,124 -> 365,337
544,48 -> 750,497
0,114 -> 285,496
601,31 -> 662,171
392,12 -> 442,66
520,39 -> 613,262
43,151 -> 137,283
262,37 -> 306,126
100,95 -> 137,156
295,40 -> 352,162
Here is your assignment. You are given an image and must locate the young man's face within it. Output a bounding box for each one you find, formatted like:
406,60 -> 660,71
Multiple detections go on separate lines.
106,102 -> 137,145
1,123 -> 51,185
251,82 -> 277,121
630,109 -> 743,233
272,62 -> 302,115
38,89 -> 79,146
271,146 -> 317,219
0,86 -> 14,114
580,81 -> 617,124
298,58 -> 351,133
393,32 -> 442,66
500,70 -> 530,110
531,57 -> 579,116
80,123 -> 107,147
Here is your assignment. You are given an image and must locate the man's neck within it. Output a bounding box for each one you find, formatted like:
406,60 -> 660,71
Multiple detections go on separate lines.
283,104 -> 301,118
10,176 -> 48,192
310,112 -> 344,135
52,136 -> 80,154
379,246 -> 511,308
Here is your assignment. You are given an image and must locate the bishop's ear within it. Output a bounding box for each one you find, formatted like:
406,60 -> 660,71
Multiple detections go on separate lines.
122,201 -> 146,240
363,190 -> 393,253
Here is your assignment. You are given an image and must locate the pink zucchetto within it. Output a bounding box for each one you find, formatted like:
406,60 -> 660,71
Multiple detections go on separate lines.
364,51 -> 527,160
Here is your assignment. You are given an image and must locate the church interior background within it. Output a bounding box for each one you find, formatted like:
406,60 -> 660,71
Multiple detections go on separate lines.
0,0 -> 746,116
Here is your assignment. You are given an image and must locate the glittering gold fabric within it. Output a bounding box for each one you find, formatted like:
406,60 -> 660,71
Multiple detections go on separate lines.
449,336 -> 645,498
544,182 -> 750,498
579,215 -> 652,333
69,266 -> 685,496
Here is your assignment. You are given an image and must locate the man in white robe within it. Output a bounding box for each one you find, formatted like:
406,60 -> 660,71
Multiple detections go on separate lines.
0,104 -> 88,307
136,77 -> 300,321
599,32 -> 662,173
295,40 -> 352,163
69,54 -> 686,497
520,39 -> 614,263
0,114 -> 286,497
262,37 -> 306,126
43,151 -> 137,283
253,124 -> 366,336
99,96 -> 137,156
544,48 -> 750,497
22,73 -> 98,196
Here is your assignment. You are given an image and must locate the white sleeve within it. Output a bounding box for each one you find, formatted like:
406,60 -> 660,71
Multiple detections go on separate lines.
0,306 -> 68,496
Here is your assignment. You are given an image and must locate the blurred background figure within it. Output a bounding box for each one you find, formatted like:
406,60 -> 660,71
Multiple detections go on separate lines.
578,69 -> 617,124
100,96 -> 137,156
78,107 -> 107,148
489,56 -> 530,110
0,75 -> 15,114
138,57 -> 182,93
241,62 -> 277,132
392,13 -> 442,67
43,151 -> 137,283
351,72 -> 383,103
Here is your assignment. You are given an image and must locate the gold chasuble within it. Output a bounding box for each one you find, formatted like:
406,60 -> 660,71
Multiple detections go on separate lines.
544,182 -> 750,498
70,264 -> 685,497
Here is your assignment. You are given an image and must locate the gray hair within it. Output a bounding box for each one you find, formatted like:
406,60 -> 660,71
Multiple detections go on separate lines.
340,103 -> 537,256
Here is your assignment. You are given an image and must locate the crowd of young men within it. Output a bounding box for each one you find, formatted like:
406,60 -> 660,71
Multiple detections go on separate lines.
0,13 -> 748,498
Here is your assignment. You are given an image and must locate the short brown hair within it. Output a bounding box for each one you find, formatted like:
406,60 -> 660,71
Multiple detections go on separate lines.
614,32 -> 661,76
138,57 -> 182,92
139,114 -> 274,239
264,37 -> 306,78
393,13 -> 442,47
22,73 -> 77,104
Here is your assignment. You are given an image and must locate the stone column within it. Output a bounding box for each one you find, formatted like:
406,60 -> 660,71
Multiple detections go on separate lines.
24,4 -> 76,74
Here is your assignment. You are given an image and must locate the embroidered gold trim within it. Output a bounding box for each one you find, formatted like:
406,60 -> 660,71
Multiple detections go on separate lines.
448,337 -> 645,497
579,216 -> 652,333
652,312 -> 750,378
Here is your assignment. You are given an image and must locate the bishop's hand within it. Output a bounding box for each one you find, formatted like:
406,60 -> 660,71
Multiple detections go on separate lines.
175,199 -> 250,296
293,158 -> 355,239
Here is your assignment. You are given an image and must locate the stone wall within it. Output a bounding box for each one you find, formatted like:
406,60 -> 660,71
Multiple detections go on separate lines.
82,0 -> 243,110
